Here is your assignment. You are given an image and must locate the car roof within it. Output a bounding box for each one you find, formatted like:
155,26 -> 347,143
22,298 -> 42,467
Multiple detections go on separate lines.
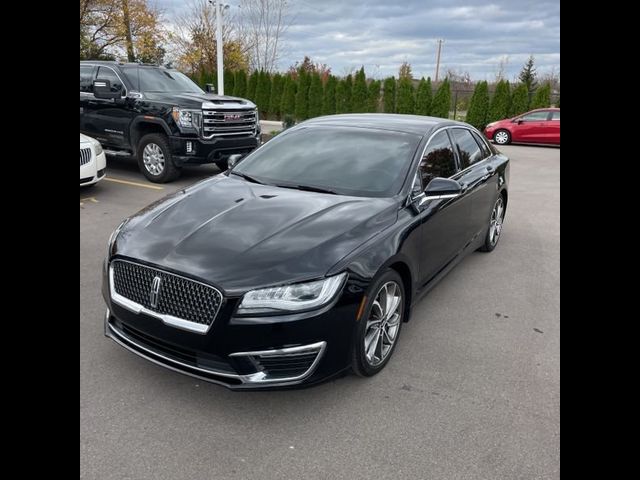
80,60 -> 167,69
302,114 -> 467,136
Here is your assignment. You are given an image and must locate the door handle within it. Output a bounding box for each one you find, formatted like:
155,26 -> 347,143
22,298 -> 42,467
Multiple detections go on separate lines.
486,165 -> 494,172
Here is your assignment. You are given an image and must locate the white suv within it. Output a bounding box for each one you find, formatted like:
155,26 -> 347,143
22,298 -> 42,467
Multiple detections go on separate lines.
80,133 -> 106,186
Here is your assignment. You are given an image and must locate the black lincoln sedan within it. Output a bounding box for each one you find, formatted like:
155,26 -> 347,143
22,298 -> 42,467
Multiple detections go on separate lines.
103,114 -> 509,389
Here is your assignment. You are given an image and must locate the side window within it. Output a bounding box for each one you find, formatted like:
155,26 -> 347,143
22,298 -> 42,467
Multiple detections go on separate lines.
520,111 -> 549,121
550,111 -> 560,121
80,65 -> 94,93
471,130 -> 491,158
419,130 -> 457,187
450,129 -> 483,170
97,67 -> 125,95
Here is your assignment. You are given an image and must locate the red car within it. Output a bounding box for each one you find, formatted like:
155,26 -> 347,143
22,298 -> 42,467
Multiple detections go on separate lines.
484,108 -> 560,145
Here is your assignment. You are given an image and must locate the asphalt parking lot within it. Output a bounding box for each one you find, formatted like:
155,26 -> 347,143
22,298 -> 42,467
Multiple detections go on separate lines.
80,144 -> 559,480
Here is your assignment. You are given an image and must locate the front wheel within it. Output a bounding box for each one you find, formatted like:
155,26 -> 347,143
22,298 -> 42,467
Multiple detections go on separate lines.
493,129 -> 511,145
137,134 -> 181,183
352,269 -> 405,377
478,195 -> 506,252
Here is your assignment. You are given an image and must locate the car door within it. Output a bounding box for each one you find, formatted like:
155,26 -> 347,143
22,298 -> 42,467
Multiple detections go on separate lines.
82,65 -> 132,149
415,129 -> 470,286
545,110 -> 560,144
450,128 -> 498,243
80,64 -> 96,134
511,110 -> 550,143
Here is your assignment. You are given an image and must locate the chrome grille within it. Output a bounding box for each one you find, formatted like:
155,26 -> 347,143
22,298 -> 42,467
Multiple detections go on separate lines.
111,260 -> 223,327
201,108 -> 257,138
80,147 -> 92,166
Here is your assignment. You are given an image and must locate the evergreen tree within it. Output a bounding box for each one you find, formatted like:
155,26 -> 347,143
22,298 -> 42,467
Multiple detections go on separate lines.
488,80 -> 511,122
322,75 -> 337,115
367,79 -> 381,112
466,81 -> 490,130
308,72 -> 323,118
396,76 -> 415,114
337,75 -> 353,113
431,78 -> 451,119
268,73 -> 284,120
510,83 -> 529,116
352,67 -> 368,113
281,75 -> 297,116
383,76 -> 396,113
224,69 -> 234,96
295,71 -> 310,120
530,83 -> 551,109
556,95 -> 560,108
246,70 -> 258,102
518,55 -> 538,96
234,70 -> 247,98
256,71 -> 272,117
415,77 -> 433,116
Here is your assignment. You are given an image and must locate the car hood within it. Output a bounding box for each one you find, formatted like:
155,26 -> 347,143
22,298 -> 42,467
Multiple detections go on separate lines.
114,175 -> 398,293
143,92 -> 256,110
80,133 -> 95,145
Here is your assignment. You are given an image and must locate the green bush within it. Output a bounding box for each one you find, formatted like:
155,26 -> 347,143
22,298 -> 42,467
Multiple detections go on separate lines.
352,67 -> 368,113
256,71 -> 272,117
281,75 -> 297,117
308,72 -> 323,118
269,73 -> 284,120
466,81 -> 490,130
246,71 -> 258,102
510,83 -> 529,116
234,70 -> 247,98
530,83 -> 551,109
367,80 -> 381,112
295,71 -> 310,120
224,69 -> 234,96
383,76 -> 396,113
431,79 -> 451,119
396,77 -> 415,114
415,77 -> 432,116
322,75 -> 337,115
488,80 -> 511,122
337,75 -> 353,114
283,114 -> 295,129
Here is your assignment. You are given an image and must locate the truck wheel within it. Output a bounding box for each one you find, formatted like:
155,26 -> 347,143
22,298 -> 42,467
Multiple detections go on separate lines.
137,134 -> 181,183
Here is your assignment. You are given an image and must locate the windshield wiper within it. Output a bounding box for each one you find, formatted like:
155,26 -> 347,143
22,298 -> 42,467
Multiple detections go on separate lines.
229,171 -> 264,185
276,184 -> 338,195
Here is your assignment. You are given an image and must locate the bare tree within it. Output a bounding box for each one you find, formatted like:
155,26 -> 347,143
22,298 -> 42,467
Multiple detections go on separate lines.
238,0 -> 292,72
494,55 -> 509,82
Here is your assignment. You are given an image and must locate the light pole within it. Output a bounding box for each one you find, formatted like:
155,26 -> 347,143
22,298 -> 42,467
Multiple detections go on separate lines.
209,1 -> 230,95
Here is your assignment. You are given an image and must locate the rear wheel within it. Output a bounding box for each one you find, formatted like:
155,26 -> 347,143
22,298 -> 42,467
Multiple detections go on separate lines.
137,133 -> 181,183
478,195 -> 506,252
494,129 -> 511,145
352,269 -> 405,377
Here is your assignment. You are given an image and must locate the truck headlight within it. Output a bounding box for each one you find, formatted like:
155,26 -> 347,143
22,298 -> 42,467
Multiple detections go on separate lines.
237,273 -> 347,314
172,107 -> 196,128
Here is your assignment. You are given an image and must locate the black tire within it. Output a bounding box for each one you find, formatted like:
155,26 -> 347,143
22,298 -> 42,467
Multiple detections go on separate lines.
215,159 -> 229,172
137,133 -> 181,183
478,194 -> 506,252
493,129 -> 511,145
352,269 -> 405,377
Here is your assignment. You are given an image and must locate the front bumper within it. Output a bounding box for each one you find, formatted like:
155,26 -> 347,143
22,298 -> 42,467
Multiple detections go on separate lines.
168,133 -> 261,167
102,264 -> 361,390
80,150 -> 107,186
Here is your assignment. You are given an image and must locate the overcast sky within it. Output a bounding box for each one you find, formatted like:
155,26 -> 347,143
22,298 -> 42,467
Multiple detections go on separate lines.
156,0 -> 559,81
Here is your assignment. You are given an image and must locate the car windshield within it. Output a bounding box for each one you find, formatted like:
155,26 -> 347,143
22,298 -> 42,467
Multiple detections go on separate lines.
232,126 -> 421,197
123,67 -> 204,94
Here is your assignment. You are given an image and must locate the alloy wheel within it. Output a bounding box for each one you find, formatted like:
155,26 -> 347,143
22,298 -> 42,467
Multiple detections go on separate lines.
142,143 -> 165,175
489,197 -> 505,246
364,281 -> 402,367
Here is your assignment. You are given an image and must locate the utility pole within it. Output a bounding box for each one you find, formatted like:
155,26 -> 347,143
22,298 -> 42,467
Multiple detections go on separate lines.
209,1 -> 229,95
435,39 -> 444,82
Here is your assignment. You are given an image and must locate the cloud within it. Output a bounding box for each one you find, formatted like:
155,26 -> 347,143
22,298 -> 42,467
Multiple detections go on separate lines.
156,0 -> 559,80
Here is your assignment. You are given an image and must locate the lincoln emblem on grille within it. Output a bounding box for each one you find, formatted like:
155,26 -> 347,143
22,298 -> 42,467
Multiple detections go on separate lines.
149,276 -> 162,308
223,113 -> 241,121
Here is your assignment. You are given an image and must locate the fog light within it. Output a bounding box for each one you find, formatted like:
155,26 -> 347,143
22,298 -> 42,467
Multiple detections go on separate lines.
186,141 -> 193,153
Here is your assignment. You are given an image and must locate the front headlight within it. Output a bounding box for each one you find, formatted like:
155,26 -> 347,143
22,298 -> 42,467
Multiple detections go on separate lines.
172,107 -> 196,128
107,218 -> 128,258
237,273 -> 347,314
94,141 -> 103,156
485,122 -> 496,129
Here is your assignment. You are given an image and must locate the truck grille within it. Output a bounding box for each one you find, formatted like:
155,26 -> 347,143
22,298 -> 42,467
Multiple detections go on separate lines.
201,108 -> 257,138
80,147 -> 92,166
111,260 -> 223,328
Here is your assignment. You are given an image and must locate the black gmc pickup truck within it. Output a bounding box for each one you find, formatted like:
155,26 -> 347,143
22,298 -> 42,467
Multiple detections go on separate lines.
80,61 -> 261,183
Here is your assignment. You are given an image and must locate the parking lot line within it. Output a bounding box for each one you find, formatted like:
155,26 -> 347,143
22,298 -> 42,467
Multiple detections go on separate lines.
80,197 -> 99,207
104,176 -> 164,190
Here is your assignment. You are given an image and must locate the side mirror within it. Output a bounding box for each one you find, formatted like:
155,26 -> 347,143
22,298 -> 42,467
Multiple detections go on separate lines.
227,153 -> 245,169
93,79 -> 121,99
410,177 -> 462,213
205,83 -> 215,93
516,119 -> 524,124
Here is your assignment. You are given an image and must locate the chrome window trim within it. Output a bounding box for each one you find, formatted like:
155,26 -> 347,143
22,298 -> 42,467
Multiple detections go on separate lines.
80,63 -> 128,98
109,259 -> 224,335
105,316 -> 326,386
